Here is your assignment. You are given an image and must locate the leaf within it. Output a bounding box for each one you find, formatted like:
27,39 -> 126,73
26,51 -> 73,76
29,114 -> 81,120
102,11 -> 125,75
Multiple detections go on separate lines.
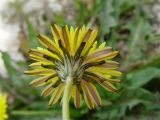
1,52 -> 17,80
126,67 -> 160,88
25,17 -> 39,48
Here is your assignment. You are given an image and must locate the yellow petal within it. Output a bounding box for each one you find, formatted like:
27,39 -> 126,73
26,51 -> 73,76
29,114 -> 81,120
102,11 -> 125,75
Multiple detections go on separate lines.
49,83 -> 64,105
99,42 -> 106,48
87,67 -> 122,76
84,72 -> 120,93
29,61 -> 54,67
69,26 -> 76,55
82,28 -> 98,55
29,54 -> 49,62
41,83 -> 55,97
38,34 -> 61,54
29,76 -> 49,87
76,26 -> 88,50
61,26 -> 70,51
85,82 -> 101,106
36,47 -> 59,60
51,23 -> 61,40
72,85 -> 81,108
97,60 -> 120,69
73,27 -> 80,53
100,81 -> 118,93
81,80 -> 94,109
24,68 -> 56,76
88,41 -> 97,54
85,48 -> 119,63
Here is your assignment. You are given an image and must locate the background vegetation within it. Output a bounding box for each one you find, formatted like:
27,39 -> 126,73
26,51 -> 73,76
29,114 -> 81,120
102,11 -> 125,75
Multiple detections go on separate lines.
0,0 -> 160,120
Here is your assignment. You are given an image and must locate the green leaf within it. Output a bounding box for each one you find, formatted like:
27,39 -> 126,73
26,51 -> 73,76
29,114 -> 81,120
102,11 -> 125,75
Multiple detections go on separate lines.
25,17 -> 39,48
1,52 -> 17,80
126,67 -> 160,89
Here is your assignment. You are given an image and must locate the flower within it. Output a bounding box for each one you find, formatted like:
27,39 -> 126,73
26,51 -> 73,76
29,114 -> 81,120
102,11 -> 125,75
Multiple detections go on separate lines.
0,92 -> 8,120
25,24 -> 121,109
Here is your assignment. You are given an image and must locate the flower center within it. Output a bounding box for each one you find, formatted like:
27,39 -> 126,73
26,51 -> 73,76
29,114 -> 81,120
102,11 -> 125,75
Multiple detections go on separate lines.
54,54 -> 85,82
53,41 -> 105,82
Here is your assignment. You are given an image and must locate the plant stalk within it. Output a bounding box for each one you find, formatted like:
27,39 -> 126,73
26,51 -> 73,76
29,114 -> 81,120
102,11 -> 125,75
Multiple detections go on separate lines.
62,75 -> 73,120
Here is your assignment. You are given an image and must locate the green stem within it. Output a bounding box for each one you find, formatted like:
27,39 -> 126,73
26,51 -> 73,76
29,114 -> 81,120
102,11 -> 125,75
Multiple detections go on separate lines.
11,110 -> 59,116
62,75 -> 73,120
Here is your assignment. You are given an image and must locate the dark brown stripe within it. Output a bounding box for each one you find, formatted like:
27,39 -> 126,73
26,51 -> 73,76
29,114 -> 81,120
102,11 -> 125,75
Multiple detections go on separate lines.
30,77 -> 47,87
51,84 -> 63,104
29,49 -> 43,57
45,73 -> 58,82
102,82 -> 117,92
86,82 -> 100,106
81,81 -> 93,109
62,27 -> 70,50
82,29 -> 92,42
51,23 -> 60,38
75,86 -> 81,108
41,84 -> 53,96
87,47 -> 112,60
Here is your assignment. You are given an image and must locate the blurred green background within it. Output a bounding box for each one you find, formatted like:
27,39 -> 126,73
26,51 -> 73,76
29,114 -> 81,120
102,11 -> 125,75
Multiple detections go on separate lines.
0,0 -> 160,120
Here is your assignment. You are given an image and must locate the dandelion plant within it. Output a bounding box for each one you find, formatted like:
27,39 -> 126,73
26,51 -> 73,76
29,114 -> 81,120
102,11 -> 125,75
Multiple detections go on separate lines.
0,92 -> 8,120
25,24 -> 121,120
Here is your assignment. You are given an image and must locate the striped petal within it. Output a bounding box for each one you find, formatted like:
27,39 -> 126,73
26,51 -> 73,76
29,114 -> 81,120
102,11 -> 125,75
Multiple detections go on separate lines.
72,85 -> 81,108
100,81 -> 118,93
29,54 -> 49,62
49,83 -> 64,105
81,80 -> 94,109
97,61 -> 120,69
87,67 -> 122,76
85,47 -> 119,63
85,74 -> 118,93
29,61 -> 54,67
36,47 -> 59,60
82,28 -> 98,55
82,29 -> 92,42
61,26 -> 70,51
29,76 -> 49,87
76,26 -> 88,50
88,41 -> 97,54
51,23 -> 61,40
85,82 -> 101,106
24,68 -> 56,75
41,82 -> 58,97
38,34 -> 61,54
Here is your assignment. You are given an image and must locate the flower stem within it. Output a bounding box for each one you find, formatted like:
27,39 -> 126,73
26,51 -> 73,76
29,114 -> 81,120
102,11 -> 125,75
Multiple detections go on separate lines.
62,75 -> 73,120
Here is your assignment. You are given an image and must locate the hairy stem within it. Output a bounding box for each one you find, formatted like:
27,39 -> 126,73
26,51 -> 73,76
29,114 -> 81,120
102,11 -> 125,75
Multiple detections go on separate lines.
62,75 -> 73,120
